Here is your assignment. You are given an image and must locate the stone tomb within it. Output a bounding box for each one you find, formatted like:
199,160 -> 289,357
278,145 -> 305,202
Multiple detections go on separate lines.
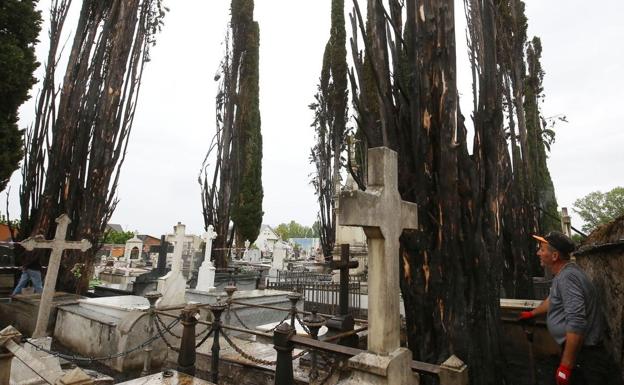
54,295 -> 168,372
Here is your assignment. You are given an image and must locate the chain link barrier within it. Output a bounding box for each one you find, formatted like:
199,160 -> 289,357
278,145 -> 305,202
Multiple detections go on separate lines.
22,316 -> 180,363
220,328 -> 277,366
231,308 -> 251,330
155,312 -> 211,339
295,313 -> 312,335
154,313 -> 182,352
195,327 -> 215,349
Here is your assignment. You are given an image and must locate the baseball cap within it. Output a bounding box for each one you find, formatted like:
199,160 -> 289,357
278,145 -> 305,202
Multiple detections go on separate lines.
532,231 -> 575,254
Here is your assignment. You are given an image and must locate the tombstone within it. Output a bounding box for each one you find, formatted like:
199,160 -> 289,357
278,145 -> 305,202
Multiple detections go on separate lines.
123,232 -> 143,266
196,225 -> 217,292
19,214 -> 92,338
335,147 -> 418,385
243,248 -> 261,263
156,223 -> 188,308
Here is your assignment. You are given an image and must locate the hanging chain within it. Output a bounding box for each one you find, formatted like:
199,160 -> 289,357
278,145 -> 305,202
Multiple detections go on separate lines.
22,317 -> 180,363
220,328 -> 277,366
195,327 -> 215,348
154,313 -> 181,352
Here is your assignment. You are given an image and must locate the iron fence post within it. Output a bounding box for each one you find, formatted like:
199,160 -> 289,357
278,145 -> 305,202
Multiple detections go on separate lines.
273,322 -> 295,385
177,303 -> 199,376
209,301 -> 227,384
141,291 -> 162,376
303,309 -> 325,380
287,291 -> 301,328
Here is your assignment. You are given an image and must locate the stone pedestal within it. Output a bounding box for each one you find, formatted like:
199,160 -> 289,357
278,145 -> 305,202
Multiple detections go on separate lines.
195,261 -> 216,292
337,348 -> 416,385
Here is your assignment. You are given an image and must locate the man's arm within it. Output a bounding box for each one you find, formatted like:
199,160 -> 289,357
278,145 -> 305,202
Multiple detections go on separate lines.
531,297 -> 550,316
561,332 -> 583,367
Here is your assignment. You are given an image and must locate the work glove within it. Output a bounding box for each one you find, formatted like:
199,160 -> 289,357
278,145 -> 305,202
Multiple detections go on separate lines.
556,364 -> 572,385
518,311 -> 534,321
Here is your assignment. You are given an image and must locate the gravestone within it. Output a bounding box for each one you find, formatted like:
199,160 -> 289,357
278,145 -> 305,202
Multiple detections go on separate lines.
336,147 -> 418,385
196,225 -> 217,292
19,214 -> 92,338
156,223 -> 188,308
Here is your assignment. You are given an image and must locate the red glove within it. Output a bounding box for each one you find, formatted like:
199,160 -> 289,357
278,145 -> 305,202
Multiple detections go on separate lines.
518,311 -> 534,321
556,364 -> 572,385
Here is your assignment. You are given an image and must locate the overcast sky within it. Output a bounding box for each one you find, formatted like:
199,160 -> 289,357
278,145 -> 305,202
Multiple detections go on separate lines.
6,0 -> 623,238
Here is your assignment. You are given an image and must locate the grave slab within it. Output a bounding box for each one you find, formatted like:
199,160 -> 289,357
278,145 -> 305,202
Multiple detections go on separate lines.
116,370 -> 215,385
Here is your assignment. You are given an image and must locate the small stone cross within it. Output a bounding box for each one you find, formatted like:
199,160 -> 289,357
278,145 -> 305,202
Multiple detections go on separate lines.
20,214 -> 92,338
330,244 -> 359,316
338,147 -> 418,355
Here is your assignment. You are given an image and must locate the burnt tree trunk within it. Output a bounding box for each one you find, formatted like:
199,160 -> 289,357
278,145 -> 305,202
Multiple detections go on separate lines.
19,0 -> 166,293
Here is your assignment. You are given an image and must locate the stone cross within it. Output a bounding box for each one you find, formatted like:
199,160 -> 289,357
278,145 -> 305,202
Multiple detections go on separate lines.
202,225 -> 217,264
196,225 -> 218,292
170,222 -> 186,273
331,244 -> 358,316
20,214 -> 92,338
338,147 -> 418,355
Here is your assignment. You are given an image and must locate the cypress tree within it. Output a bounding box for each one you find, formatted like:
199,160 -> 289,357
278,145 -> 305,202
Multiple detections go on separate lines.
525,37 -> 559,232
0,0 -> 41,192
310,0 -> 348,258
231,0 -> 263,245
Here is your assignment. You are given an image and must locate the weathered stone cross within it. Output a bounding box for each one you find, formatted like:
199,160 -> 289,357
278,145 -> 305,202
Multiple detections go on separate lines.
331,244 -> 358,316
20,214 -> 92,338
338,147 -> 418,356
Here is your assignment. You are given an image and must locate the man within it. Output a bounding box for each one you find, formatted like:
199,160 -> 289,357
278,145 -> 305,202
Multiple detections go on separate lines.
519,231 -> 620,385
12,248 -> 43,296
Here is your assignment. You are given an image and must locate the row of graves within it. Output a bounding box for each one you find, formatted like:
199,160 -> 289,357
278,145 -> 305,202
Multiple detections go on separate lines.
3,147 -> 622,384
0,148 -> 470,385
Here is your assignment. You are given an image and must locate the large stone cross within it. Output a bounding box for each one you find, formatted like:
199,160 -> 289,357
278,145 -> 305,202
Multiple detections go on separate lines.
170,222 -> 186,273
20,214 -> 92,338
338,147 -> 418,355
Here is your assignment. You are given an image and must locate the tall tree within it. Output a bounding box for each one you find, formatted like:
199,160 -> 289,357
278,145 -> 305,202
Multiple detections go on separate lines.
0,0 -> 41,192
310,0 -> 348,259
231,0 -> 263,247
525,36 -> 560,233
201,0 -> 262,268
19,0 -> 166,293
346,0 -> 550,381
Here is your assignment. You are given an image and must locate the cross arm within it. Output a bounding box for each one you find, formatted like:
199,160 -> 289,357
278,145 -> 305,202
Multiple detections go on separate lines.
338,190 -> 382,228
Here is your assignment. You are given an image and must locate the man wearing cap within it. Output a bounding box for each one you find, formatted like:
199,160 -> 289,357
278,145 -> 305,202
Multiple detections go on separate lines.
519,231 -> 620,385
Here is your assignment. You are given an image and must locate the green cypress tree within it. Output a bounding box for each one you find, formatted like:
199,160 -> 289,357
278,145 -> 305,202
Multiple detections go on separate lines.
231,0 -> 263,244
0,0 -> 41,192
525,37 -> 560,232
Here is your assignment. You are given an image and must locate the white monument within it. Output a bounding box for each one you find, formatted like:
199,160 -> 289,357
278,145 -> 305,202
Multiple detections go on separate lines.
196,225 -> 217,292
123,231 -> 143,265
336,147 -> 418,385
156,223 -> 188,308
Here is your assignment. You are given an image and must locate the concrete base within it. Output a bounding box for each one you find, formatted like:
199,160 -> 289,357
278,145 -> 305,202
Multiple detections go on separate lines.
337,348 -> 418,385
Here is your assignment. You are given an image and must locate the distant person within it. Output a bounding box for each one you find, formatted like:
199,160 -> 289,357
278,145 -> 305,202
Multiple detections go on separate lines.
518,231 -> 621,385
12,248 -> 43,296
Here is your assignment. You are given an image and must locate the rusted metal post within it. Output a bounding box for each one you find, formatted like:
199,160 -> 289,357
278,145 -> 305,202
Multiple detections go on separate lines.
209,301 -> 227,384
177,303 -> 199,376
303,309 -> 325,380
287,291 -> 301,328
273,322 -> 295,385
141,291 -> 162,376
224,283 -> 237,325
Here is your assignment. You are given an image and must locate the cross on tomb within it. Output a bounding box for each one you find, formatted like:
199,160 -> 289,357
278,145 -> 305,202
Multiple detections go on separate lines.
149,235 -> 172,276
20,214 -> 92,338
338,147 -> 418,355
330,244 -> 358,316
